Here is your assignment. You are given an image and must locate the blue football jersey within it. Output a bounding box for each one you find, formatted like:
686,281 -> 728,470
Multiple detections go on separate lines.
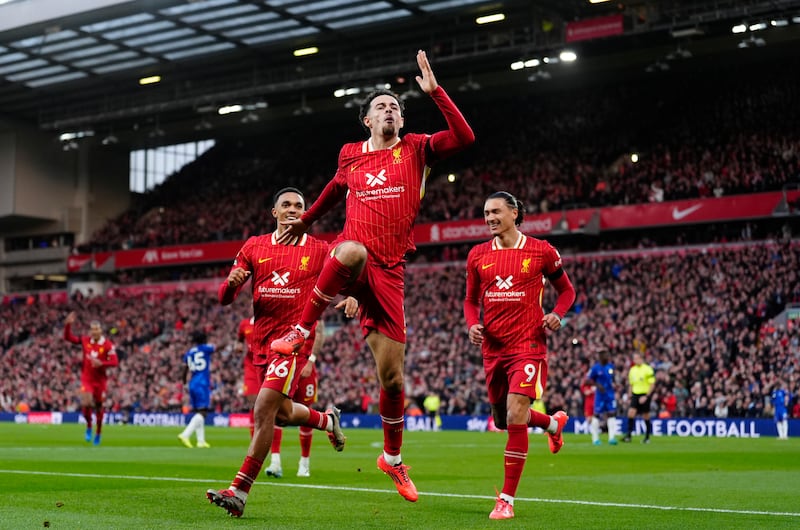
771,388 -> 789,418
588,362 -> 615,398
184,344 -> 214,389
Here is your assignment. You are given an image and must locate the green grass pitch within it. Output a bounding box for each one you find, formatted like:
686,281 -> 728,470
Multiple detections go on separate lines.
0,423 -> 798,529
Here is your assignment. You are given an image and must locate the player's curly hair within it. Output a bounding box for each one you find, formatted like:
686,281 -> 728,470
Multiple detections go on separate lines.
358,89 -> 405,131
488,191 -> 525,226
191,330 -> 207,344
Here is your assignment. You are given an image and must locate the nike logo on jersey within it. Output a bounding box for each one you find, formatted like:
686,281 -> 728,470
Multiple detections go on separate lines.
671,204 -> 702,220
481,263 -> 495,270
258,257 -> 273,264
265,376 -> 281,382
519,382 -> 533,388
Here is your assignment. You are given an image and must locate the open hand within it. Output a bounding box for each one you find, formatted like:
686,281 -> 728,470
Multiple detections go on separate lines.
415,50 -> 439,94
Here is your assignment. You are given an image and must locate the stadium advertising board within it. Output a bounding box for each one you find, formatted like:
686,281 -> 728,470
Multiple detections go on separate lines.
565,14 -> 624,43
3,412 -> 796,438
65,192 -> 798,271
600,191 -> 794,229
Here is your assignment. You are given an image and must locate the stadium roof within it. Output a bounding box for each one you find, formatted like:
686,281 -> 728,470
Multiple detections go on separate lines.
1,0 -> 800,146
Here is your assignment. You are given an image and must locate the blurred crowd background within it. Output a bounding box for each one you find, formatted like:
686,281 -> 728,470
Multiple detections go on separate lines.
2,56 -> 799,421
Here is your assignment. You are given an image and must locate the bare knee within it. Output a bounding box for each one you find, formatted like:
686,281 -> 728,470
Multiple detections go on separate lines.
368,333 -> 406,394
381,370 -> 404,393
254,390 -> 282,426
333,241 -> 367,269
375,351 -> 405,393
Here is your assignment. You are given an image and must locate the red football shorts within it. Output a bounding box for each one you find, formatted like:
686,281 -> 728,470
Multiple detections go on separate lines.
260,352 -> 311,398
584,396 -> 595,418
291,363 -> 318,406
80,378 -> 107,403
483,354 -> 548,404
340,254 -> 406,344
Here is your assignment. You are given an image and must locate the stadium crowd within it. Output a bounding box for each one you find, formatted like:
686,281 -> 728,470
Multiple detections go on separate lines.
4,51 -> 799,425
76,61 -> 799,252
2,242 -> 798,422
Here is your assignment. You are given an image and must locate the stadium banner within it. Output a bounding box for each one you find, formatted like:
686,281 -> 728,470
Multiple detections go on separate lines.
600,191 -> 787,230
66,253 -> 92,272
228,413 -> 252,428
114,241 -> 244,270
2,290 -> 68,306
105,278 -> 221,297
416,208 -> 596,245
565,14 -> 624,43
1,412 -> 798,437
65,191 -> 797,271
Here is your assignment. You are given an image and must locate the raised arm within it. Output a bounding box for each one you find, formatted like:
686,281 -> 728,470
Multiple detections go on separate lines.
63,311 -> 81,344
416,50 -> 475,160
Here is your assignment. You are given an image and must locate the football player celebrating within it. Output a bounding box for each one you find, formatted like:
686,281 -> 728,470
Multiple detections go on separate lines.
464,191 -> 575,520
63,311 -> 119,445
206,187 -> 356,518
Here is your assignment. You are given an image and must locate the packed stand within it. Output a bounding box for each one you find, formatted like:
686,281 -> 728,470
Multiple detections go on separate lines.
4,241 -> 797,423
80,59 -> 800,251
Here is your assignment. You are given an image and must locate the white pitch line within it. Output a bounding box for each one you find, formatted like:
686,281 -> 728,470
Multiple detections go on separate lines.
1,469 -> 798,518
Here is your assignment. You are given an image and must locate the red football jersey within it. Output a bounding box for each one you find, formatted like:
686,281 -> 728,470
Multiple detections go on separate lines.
465,233 -> 564,358
63,325 -> 118,384
224,232 -> 327,358
327,134 -> 430,267
302,86 -> 474,267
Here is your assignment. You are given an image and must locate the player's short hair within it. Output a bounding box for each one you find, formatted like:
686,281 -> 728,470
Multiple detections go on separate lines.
191,331 -> 207,344
358,89 -> 404,131
89,320 -> 102,329
487,191 -> 525,226
272,187 -> 305,207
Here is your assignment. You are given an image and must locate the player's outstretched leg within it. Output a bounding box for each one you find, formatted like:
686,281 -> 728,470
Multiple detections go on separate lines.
377,455 -> 418,502
206,489 -> 245,518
